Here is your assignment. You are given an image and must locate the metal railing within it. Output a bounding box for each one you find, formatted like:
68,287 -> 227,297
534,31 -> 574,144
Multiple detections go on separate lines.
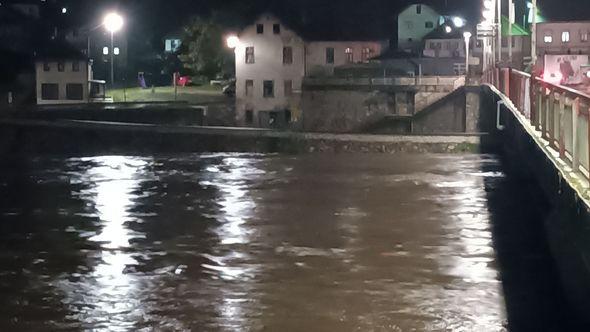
485,67 -> 590,179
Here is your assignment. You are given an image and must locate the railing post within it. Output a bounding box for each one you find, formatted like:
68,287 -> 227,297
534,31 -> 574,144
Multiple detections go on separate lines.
530,77 -> 536,124
573,97 -> 580,172
559,93 -> 566,158
504,68 -> 511,98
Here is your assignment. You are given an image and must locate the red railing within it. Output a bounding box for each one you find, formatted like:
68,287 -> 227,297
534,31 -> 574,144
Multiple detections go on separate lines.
486,67 -> 590,179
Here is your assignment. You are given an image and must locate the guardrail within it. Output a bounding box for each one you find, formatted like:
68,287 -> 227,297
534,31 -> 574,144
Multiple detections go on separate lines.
485,67 -> 590,179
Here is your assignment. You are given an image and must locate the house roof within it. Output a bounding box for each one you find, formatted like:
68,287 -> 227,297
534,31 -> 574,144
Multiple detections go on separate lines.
35,40 -> 87,61
501,16 -> 529,36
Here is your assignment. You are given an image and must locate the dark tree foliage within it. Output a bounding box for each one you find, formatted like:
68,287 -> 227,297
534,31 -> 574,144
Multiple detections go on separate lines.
178,17 -> 234,80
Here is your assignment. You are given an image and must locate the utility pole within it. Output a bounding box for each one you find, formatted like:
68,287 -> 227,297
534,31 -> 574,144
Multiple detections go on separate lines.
531,0 -> 537,67
497,0 -> 502,63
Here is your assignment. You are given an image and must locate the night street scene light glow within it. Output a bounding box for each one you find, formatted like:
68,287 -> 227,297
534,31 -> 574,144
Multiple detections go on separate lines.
2,0 -> 590,330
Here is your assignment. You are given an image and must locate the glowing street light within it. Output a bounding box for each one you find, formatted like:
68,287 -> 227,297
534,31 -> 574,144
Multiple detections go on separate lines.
103,12 -> 124,88
453,17 -> 465,28
444,26 -> 453,34
463,31 -> 472,77
226,35 -> 240,49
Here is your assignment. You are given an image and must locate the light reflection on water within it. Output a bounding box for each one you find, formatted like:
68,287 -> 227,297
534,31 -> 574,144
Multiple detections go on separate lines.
0,153 -> 543,331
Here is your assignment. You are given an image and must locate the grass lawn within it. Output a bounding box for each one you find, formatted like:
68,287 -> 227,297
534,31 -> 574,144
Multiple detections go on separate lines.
108,85 -> 227,103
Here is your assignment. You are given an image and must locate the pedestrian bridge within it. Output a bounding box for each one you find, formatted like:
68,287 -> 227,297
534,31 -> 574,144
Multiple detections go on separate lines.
483,67 -> 590,321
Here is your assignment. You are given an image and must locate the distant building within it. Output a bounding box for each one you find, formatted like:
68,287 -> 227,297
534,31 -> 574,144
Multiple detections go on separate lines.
234,13 -> 386,128
164,33 -> 182,53
473,16 -> 531,70
35,42 -> 105,105
536,21 -> 590,59
397,4 -> 441,53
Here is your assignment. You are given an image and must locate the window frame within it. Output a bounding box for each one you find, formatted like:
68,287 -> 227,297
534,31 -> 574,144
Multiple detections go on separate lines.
283,46 -> 293,65
245,46 -> 255,64
57,62 -> 65,72
72,61 -> 80,72
345,47 -> 354,64
66,83 -> 84,100
562,31 -> 570,43
43,62 -> 50,72
245,79 -> 254,96
41,83 -> 59,100
256,24 -> 264,34
263,80 -> 274,98
273,24 -> 281,34
326,47 -> 335,64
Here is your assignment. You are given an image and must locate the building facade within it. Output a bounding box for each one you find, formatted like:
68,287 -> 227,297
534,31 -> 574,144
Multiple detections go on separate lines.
536,21 -> 590,59
36,58 -> 91,105
235,14 -> 385,127
397,4 -> 441,53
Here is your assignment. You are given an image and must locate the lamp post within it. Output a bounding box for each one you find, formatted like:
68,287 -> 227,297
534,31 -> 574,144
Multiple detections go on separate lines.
464,31 -> 472,77
103,12 -> 124,88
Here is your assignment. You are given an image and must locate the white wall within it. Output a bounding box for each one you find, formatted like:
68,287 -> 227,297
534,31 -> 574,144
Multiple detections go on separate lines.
235,14 -> 306,125
306,41 -> 385,77
398,4 -> 440,52
536,22 -> 590,56
36,60 -> 89,105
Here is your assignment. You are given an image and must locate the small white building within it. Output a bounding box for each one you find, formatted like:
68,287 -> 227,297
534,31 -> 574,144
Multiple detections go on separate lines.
397,4 -> 441,53
35,44 -> 94,105
234,14 -> 386,127
536,21 -> 590,62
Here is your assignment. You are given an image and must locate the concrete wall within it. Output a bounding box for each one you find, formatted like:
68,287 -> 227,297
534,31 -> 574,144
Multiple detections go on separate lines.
398,4 -> 440,52
36,60 -> 89,105
305,41 -> 385,77
235,14 -> 306,127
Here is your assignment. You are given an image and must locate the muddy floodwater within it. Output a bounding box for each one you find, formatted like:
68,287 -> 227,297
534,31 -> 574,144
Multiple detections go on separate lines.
0,153 -> 580,331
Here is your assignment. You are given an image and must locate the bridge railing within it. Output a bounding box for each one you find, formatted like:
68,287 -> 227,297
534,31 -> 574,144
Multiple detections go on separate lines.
485,67 -> 590,179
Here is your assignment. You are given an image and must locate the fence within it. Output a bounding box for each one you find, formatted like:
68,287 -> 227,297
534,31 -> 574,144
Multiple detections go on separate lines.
485,67 -> 590,179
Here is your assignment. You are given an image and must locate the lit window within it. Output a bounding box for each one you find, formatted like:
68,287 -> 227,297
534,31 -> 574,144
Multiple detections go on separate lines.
114,47 -> 120,55
263,80 -> 274,98
345,47 -> 353,63
544,34 -> 552,43
245,46 -> 255,64
361,47 -> 373,62
562,31 -> 570,42
103,46 -> 109,55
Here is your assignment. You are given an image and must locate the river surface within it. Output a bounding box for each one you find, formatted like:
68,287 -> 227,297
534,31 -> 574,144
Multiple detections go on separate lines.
0,153 -> 578,331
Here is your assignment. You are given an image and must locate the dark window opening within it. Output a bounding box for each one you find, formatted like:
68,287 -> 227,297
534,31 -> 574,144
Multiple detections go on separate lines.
283,46 -> 293,64
263,80 -> 274,98
273,24 -> 281,34
43,62 -> 50,71
256,24 -> 264,34
58,62 -> 65,72
66,83 -> 84,100
416,4 -> 422,14
72,61 -> 80,72
245,47 -> 255,64
245,110 -> 254,124
41,83 -> 59,100
326,47 -> 335,64
425,21 -> 434,29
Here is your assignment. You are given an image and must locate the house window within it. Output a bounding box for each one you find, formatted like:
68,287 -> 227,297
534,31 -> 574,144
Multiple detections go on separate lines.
245,79 -> 254,96
562,31 -> 570,42
416,4 -> 422,14
283,46 -> 293,64
103,46 -> 109,55
345,47 -> 353,63
425,21 -> 434,29
72,61 -> 80,72
263,80 -> 274,98
256,24 -> 264,34
57,62 -> 65,72
582,31 -> 589,42
361,47 -> 373,62
326,47 -> 335,64
245,46 -> 255,64
273,24 -> 281,34
43,62 -> 50,71
66,83 -> 84,100
284,80 -> 293,97
544,33 -> 553,43
245,110 -> 254,125
41,83 -> 59,100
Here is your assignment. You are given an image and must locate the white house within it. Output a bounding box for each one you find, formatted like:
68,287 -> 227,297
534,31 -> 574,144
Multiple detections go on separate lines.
234,14 -> 386,127
397,4 -> 441,53
35,43 -> 95,105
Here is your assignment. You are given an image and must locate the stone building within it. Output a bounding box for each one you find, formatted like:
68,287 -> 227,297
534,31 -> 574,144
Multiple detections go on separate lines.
397,4 -> 441,53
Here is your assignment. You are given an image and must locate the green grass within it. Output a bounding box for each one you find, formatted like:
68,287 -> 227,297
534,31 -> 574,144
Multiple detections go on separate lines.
108,85 -> 225,103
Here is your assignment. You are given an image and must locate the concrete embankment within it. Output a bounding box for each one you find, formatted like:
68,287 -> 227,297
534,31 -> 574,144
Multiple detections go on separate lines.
487,85 -> 590,322
0,118 -> 485,155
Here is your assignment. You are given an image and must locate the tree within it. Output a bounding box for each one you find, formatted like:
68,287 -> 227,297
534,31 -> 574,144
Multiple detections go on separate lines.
178,17 -> 234,81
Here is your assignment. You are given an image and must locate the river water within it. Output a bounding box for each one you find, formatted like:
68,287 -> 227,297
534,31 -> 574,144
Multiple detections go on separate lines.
0,153 -> 579,331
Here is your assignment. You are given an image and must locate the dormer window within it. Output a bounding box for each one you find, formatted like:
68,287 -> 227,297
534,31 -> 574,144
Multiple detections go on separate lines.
256,24 -> 264,34
273,24 -> 280,34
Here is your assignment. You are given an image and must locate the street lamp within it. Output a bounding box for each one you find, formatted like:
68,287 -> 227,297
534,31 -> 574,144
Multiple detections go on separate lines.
453,17 -> 465,28
103,12 -> 124,87
463,31 -> 472,77
226,35 -> 240,49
